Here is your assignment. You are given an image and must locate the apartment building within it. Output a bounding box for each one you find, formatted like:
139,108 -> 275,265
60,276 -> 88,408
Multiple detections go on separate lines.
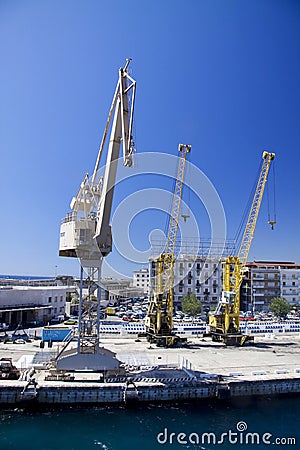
148,257 -> 300,312
150,255 -> 223,309
241,261 -> 300,312
132,268 -> 149,294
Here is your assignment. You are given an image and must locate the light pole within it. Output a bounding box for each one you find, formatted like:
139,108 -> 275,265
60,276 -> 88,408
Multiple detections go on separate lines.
252,289 -> 256,315
245,282 -> 249,313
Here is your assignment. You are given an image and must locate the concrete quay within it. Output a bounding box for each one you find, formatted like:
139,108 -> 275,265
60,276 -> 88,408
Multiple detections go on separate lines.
0,334 -> 300,405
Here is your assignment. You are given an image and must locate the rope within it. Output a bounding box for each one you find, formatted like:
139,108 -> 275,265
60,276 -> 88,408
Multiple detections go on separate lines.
272,161 -> 277,222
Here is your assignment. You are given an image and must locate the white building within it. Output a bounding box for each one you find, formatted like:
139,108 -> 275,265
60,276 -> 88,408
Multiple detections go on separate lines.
150,255 -> 223,309
132,268 -> 149,294
99,278 -> 137,303
0,286 -> 71,327
243,261 -> 300,311
280,265 -> 300,306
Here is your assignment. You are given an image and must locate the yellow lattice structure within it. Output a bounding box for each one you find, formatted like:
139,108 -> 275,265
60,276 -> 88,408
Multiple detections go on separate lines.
145,144 -> 191,346
209,151 -> 275,345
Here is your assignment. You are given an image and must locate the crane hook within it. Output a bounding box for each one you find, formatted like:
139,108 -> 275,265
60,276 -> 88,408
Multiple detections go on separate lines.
268,220 -> 276,230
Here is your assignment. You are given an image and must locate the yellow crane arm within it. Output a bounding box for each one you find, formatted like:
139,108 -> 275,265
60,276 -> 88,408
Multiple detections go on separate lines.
145,144 -> 191,345
238,151 -> 275,266
209,151 -> 275,345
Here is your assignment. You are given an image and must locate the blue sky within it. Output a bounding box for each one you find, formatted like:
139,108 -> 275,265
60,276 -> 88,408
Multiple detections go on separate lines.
0,0 -> 299,277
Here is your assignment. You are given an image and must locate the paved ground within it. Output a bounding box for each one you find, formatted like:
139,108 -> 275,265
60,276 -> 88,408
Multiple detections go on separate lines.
102,335 -> 300,377
1,334 -> 300,379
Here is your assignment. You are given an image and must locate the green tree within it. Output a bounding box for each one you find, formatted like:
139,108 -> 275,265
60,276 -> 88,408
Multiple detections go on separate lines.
71,294 -> 79,304
269,297 -> 291,319
182,293 -> 202,318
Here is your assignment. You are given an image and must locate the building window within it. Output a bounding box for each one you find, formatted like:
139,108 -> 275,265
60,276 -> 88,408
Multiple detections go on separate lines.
48,297 -> 52,303
205,263 -> 208,268
213,288 -> 217,293
55,296 -> 58,302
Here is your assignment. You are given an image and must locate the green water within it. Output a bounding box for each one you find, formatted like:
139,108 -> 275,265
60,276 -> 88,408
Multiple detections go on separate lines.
0,397 -> 299,450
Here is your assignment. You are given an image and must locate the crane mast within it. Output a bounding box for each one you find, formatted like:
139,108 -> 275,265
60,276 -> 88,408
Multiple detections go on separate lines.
145,144 -> 191,347
209,151 -> 275,346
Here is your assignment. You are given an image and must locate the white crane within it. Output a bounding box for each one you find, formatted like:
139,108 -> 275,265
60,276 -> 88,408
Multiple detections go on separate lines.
57,59 -> 136,371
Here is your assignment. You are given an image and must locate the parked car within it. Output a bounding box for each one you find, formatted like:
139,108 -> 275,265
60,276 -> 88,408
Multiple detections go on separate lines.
64,319 -> 78,325
0,331 -> 30,344
0,323 -> 9,331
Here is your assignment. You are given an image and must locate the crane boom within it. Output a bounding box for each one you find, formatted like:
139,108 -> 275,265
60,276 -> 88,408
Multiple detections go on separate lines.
94,62 -> 136,256
238,151 -> 275,265
145,144 -> 191,347
165,145 -> 191,256
209,151 -> 275,346
59,59 -> 136,261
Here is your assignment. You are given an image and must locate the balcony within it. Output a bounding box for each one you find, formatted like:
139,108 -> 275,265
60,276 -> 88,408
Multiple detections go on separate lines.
252,283 -> 264,288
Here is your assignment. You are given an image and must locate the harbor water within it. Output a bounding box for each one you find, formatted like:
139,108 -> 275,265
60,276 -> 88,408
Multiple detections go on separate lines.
0,396 -> 299,450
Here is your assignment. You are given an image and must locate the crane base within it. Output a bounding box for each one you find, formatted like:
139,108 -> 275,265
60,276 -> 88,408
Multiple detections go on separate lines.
211,332 -> 254,347
146,333 -> 187,348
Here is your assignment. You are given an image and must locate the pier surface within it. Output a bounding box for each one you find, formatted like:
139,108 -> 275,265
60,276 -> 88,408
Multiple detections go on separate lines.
0,334 -> 300,405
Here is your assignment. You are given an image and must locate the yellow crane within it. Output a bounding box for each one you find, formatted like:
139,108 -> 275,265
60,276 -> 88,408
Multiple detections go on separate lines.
145,144 -> 191,347
209,151 -> 275,346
